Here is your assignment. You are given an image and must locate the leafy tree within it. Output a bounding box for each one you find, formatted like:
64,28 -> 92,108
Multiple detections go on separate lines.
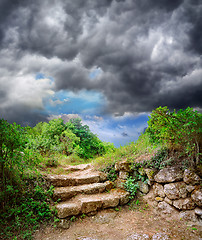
67,118 -> 106,158
0,119 -> 27,207
146,106 -> 202,164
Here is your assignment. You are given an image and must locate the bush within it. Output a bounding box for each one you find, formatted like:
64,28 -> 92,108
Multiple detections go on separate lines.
146,107 -> 202,164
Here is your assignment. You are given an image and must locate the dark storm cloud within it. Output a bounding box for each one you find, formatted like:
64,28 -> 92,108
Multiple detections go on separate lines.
0,104 -> 48,126
0,0 -> 202,125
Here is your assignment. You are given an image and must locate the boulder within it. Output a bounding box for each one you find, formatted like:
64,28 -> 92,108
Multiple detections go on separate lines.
115,160 -> 131,172
164,182 -> 188,200
195,207 -> 202,217
144,168 -> 157,184
164,197 -> 172,205
191,188 -> 202,207
186,185 -> 196,193
153,183 -> 165,198
158,201 -> 176,214
173,198 -> 195,210
138,181 -> 149,194
154,167 -> 183,183
183,169 -> 201,185
119,170 -> 129,179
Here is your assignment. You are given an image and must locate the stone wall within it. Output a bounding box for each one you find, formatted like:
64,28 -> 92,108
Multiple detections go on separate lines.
114,161 -> 202,224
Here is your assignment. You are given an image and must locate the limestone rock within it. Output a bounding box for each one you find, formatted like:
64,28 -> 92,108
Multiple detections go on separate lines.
81,198 -> 103,213
179,210 -> 197,222
155,197 -> 164,202
144,168 -> 157,184
57,202 -> 81,218
119,170 -> 129,179
153,183 -> 165,198
119,190 -> 130,205
195,207 -> 202,216
186,185 -> 196,193
191,188 -> 202,207
114,178 -> 126,189
115,160 -> 131,172
138,181 -> 149,194
154,167 -> 183,183
164,197 -> 172,205
183,169 -> 201,185
158,201 -> 176,214
164,182 -> 188,200
126,233 -> 150,240
152,233 -> 170,240
173,198 -> 195,210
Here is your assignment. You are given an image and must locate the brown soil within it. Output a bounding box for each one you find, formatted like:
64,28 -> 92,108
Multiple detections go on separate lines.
34,198 -> 201,240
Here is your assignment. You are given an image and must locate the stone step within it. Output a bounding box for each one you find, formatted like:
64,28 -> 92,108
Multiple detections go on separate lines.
63,164 -> 92,172
53,182 -> 107,201
45,170 -> 107,187
56,189 -> 130,218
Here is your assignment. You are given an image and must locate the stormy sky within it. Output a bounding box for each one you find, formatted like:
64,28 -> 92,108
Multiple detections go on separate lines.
0,0 -> 201,146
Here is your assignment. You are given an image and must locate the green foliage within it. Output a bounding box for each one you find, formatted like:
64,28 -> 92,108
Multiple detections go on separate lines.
146,106 -> 202,163
0,177 -> 54,240
124,177 -> 139,199
68,118 -> 108,159
100,163 -> 117,181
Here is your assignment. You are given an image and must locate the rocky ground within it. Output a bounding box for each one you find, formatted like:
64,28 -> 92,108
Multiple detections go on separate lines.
34,198 -> 201,240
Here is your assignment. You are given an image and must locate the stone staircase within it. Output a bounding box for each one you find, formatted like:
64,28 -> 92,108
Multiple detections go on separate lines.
45,164 -> 130,218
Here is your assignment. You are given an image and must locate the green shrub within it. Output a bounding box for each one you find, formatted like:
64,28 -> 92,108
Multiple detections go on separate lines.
146,106 -> 202,164
124,177 -> 139,199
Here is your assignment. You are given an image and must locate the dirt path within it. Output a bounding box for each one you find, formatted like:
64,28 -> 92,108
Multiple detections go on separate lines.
34,200 -> 201,240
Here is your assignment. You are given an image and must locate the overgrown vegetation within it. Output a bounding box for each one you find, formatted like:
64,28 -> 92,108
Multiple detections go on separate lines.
0,106 -> 201,239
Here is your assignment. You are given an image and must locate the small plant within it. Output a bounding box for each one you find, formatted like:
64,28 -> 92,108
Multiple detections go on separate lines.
124,177 -> 139,199
70,216 -> 77,222
100,163 -> 117,182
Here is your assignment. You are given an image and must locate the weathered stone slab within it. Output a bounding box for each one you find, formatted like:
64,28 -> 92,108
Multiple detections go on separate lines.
54,182 -> 106,201
138,181 -> 149,194
164,182 -> 188,200
153,183 -> 165,198
183,169 -> 201,185
64,164 -> 91,172
45,171 -> 101,187
118,190 -> 130,205
115,160 -> 131,172
56,202 -> 81,218
102,194 -> 120,208
173,198 -> 195,210
154,167 -> 183,183
191,188 -> 202,207
81,197 -> 103,213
